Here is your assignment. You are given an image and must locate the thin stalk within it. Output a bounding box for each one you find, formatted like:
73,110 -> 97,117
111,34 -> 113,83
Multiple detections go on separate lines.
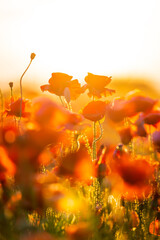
19,59 -> 32,121
82,133 -> 92,158
92,121 -> 103,161
92,121 -> 97,161
59,96 -> 65,107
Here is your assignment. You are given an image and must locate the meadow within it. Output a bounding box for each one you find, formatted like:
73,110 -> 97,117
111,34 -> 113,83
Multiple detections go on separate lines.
0,53 -> 160,240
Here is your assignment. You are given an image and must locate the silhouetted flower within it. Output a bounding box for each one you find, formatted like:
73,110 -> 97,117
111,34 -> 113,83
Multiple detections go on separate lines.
85,72 -> 115,98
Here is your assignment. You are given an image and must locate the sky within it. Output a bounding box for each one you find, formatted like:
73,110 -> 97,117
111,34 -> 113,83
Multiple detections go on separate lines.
0,0 -> 160,92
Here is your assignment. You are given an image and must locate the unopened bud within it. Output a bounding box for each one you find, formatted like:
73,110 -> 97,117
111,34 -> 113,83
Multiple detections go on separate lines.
9,82 -> 13,89
30,53 -> 36,60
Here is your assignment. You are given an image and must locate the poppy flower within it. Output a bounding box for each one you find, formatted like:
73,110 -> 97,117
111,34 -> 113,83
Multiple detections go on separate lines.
143,111 -> 160,126
82,101 -> 107,122
108,149 -> 157,199
40,72 -> 86,100
5,98 -> 30,118
32,96 -> 83,130
118,126 -> 133,145
84,72 -> 115,98
55,145 -> 96,182
106,98 -> 132,123
127,95 -> 158,115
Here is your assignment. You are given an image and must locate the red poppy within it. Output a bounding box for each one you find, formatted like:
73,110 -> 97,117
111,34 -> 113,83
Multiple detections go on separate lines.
106,98 -> 132,123
143,111 -> 160,126
32,96 -> 83,130
82,101 -> 107,122
5,98 -> 30,118
107,147 -> 157,199
118,126 -> 133,145
84,72 -> 115,98
127,95 -> 158,114
55,145 -> 96,182
40,72 -> 86,100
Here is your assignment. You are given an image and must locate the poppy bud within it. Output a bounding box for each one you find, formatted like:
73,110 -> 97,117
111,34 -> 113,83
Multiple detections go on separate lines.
30,53 -> 36,60
9,82 -> 13,89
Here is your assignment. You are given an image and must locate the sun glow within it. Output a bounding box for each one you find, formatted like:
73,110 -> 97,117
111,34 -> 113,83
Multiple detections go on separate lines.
1,0 -> 160,89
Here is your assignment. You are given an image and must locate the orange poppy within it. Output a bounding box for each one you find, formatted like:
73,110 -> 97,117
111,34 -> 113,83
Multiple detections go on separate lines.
143,111 -> 160,126
107,147 -> 157,199
5,98 -> 30,118
127,95 -> 158,115
55,145 -> 96,182
118,126 -> 133,145
106,98 -> 131,123
82,101 -> 107,122
40,72 -> 86,100
84,72 -> 115,98
32,96 -> 83,130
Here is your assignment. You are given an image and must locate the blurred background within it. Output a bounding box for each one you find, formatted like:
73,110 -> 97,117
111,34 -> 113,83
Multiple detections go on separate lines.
0,0 -> 160,97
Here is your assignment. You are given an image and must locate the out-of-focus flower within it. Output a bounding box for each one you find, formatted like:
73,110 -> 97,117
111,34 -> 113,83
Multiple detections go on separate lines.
5,98 -> 30,118
152,131 -> 160,152
0,146 -> 16,181
126,95 -> 158,115
108,150 -> 157,199
106,94 -> 158,123
106,98 -> 131,123
149,219 -> 160,236
55,145 -> 96,182
40,72 -> 86,100
118,126 -> 133,145
84,72 -> 115,98
66,222 -> 92,240
82,101 -> 107,122
143,111 -> 160,126
32,96 -> 83,130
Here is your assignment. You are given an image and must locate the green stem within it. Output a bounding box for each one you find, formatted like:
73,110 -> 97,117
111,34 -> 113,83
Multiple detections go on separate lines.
82,133 -> 92,158
19,59 -> 32,121
92,121 -> 97,161
92,121 -> 103,161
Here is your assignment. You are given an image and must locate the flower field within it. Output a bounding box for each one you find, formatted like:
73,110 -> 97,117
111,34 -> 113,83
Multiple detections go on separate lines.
0,53 -> 160,240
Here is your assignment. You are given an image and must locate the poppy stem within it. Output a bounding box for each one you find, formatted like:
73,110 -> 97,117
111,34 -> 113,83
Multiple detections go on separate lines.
59,96 -> 65,107
92,121 -> 103,161
92,121 -> 97,161
19,59 -> 32,121
82,133 -> 92,158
